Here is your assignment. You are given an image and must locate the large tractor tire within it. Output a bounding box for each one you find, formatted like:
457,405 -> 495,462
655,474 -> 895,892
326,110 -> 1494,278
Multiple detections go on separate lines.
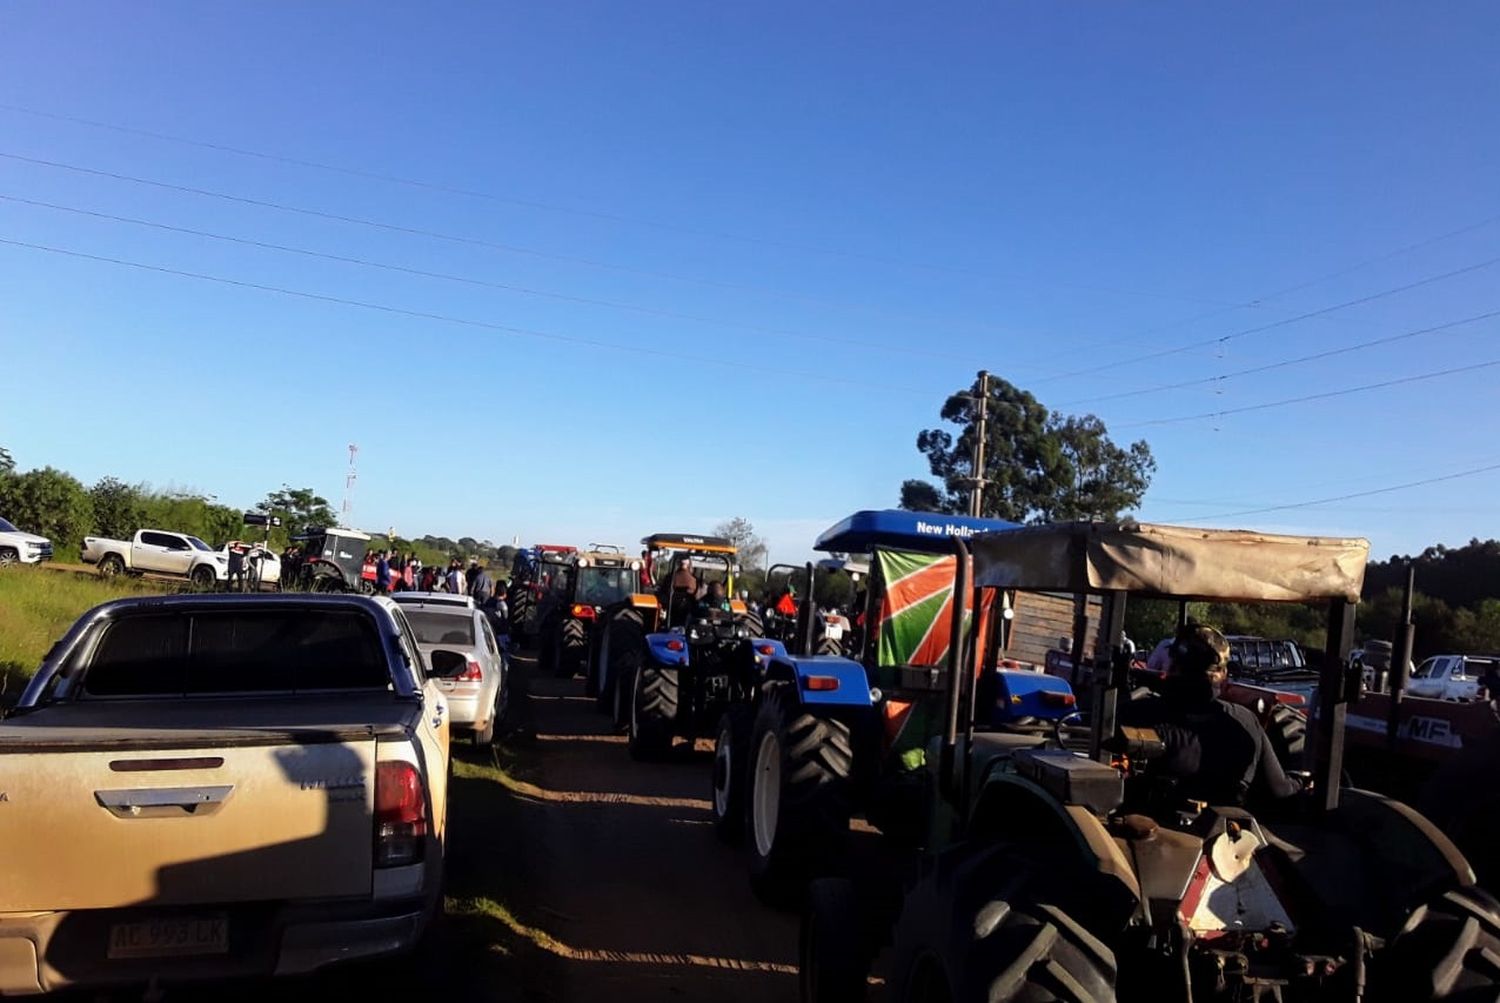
1265,702 -> 1307,771
560,617 -> 588,678
800,877 -> 870,1003
888,845 -> 1117,1003
746,687 -> 854,907
711,705 -> 754,843
1376,886 -> 1500,1002
816,635 -> 843,657
508,585 -> 534,647
605,609 -> 646,730
629,663 -> 679,760
738,608 -> 765,638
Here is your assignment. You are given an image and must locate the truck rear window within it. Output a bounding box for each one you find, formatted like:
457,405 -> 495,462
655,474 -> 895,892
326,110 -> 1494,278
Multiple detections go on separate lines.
404,610 -> 476,647
83,610 -> 390,696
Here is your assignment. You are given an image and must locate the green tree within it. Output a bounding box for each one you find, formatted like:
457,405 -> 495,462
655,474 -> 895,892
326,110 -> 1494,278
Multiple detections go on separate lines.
258,486 -> 337,541
0,467 -> 94,556
900,374 -> 1154,522
88,477 -> 142,540
715,517 -> 768,571
0,447 -> 13,475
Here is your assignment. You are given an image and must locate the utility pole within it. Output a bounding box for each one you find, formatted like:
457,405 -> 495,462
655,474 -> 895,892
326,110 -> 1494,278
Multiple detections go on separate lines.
968,370 -> 990,517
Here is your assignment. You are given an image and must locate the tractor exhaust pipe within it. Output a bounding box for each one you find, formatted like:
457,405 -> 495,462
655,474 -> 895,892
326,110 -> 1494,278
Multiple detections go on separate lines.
799,562 -> 818,657
940,538 -> 970,805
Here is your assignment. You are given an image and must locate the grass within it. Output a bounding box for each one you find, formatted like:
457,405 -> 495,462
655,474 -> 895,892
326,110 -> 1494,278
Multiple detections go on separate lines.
0,565 -> 166,691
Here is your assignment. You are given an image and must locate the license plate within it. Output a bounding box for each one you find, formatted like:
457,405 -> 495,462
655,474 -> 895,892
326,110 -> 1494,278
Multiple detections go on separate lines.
108,916 -> 228,959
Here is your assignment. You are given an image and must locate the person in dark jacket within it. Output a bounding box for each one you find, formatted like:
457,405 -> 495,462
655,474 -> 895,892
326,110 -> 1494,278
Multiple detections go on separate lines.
468,559 -> 494,604
1121,624 -> 1301,806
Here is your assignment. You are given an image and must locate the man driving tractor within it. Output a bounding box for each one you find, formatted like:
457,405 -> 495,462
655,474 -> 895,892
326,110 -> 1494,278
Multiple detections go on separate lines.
1119,623 -> 1302,806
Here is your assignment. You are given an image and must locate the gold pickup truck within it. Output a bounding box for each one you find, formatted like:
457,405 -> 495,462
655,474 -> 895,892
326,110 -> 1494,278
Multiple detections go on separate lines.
0,593 -> 457,996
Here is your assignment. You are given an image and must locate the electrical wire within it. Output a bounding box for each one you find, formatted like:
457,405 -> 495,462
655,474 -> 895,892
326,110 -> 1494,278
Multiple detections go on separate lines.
0,102 -> 1247,306
0,192 -> 986,364
1168,460 -> 1500,523
1056,309 -> 1500,408
0,234 -> 942,395
1115,357 -> 1500,430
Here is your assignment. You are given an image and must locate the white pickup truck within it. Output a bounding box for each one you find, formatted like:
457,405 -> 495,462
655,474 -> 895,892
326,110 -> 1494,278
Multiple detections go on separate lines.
82,529 -> 229,589
1406,654 -> 1500,702
0,593 -> 460,995
0,517 -> 52,566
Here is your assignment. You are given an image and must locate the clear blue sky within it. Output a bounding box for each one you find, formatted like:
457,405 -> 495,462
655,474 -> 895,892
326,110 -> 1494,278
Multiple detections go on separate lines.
1,2 -> 1496,561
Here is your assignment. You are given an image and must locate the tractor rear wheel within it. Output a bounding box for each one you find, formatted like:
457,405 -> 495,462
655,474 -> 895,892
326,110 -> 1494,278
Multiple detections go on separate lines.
629,663 -> 678,760
746,688 -> 854,907
1376,886 -> 1500,1001
712,705 -> 754,843
604,609 -> 645,729
508,585 -> 533,646
1265,702 -> 1307,771
888,845 -> 1117,1003
800,877 -> 870,1002
816,635 -> 843,657
560,617 -> 588,677
738,608 -> 764,638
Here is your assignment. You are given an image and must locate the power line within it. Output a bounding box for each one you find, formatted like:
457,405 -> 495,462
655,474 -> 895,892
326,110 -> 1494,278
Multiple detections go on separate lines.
0,191 -> 986,365
0,149 -> 1060,352
0,101 -> 1245,307
0,234 -> 941,396
1115,357 -> 1500,430
1168,460 -> 1500,523
1057,309 -> 1500,408
1031,252 -> 1500,385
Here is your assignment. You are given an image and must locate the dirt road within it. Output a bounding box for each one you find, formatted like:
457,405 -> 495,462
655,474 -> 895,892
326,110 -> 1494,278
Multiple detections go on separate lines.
455,661 -> 802,1002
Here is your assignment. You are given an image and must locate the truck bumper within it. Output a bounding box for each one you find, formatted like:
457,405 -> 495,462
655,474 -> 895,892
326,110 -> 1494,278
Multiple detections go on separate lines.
0,896 -> 432,995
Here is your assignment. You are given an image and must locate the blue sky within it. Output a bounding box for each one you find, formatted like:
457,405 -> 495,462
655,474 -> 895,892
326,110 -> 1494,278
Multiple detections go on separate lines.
0,1 -> 1496,562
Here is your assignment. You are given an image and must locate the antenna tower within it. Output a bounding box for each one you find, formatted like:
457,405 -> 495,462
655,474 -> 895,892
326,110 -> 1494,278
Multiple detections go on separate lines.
342,444 -> 359,525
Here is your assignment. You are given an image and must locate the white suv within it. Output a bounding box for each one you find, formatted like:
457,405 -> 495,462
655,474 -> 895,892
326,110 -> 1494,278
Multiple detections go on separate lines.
0,517 -> 53,565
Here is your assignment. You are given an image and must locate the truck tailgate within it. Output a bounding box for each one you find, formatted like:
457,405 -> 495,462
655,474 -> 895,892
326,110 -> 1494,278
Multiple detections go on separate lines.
0,737 -> 377,912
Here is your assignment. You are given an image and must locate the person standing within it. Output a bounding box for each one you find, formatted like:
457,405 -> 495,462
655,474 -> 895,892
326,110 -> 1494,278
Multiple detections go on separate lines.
469,559 -> 494,604
446,558 -> 467,596
375,551 -> 392,594
404,555 -> 419,591
225,540 -> 247,593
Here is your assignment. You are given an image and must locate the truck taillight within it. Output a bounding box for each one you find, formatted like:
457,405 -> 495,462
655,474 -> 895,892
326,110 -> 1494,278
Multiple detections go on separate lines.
457,660 -> 484,682
374,761 -> 427,868
571,604 -> 596,619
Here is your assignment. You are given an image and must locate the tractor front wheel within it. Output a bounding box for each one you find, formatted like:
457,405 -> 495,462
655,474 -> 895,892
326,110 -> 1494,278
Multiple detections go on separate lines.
604,609 -> 645,729
800,877 -> 870,1003
888,845 -> 1117,1003
746,688 -> 853,907
712,705 -> 754,843
1375,886 -> 1500,1001
560,617 -> 588,677
629,663 -> 678,760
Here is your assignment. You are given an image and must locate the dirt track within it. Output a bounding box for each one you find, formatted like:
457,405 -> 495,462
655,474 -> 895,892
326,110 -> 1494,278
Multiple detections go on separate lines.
458,660 -> 801,1001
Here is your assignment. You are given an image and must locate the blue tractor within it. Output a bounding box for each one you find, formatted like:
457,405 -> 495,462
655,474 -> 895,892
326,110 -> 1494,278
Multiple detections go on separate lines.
713,509 -> 1086,905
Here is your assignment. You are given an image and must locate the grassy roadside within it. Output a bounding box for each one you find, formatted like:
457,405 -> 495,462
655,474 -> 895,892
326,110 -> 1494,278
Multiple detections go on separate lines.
0,565 -> 166,691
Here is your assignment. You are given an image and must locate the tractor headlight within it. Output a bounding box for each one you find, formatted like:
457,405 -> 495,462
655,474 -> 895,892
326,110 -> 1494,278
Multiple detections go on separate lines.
577,557 -> 589,568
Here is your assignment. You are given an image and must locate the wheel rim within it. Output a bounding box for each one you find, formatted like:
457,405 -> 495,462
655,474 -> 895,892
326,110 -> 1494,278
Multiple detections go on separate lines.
0,551 -> 14,566
752,729 -> 781,858
713,722 -> 733,818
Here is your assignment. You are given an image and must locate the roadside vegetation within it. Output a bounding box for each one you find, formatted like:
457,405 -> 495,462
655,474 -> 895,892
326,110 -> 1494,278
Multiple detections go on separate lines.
0,566 -> 165,689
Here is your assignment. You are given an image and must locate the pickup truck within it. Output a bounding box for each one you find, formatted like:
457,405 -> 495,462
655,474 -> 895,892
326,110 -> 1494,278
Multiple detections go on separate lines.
0,517 -> 52,566
82,529 -> 229,589
1406,653 -> 1500,702
0,593 -> 458,995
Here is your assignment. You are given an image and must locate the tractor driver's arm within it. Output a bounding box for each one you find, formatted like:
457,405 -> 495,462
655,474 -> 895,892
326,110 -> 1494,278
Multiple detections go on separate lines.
1252,721 -> 1303,799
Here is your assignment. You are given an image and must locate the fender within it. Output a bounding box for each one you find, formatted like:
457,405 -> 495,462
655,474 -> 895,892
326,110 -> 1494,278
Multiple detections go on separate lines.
990,670 -> 1078,724
747,638 -> 788,672
645,631 -> 690,667
767,654 -> 873,707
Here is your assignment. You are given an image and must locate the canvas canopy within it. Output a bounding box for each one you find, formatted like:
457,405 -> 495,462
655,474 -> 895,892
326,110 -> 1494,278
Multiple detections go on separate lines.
970,521 -> 1368,604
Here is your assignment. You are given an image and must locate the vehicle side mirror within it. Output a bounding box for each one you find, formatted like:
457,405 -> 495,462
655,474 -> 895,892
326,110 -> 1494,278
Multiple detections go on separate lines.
428,649 -> 468,679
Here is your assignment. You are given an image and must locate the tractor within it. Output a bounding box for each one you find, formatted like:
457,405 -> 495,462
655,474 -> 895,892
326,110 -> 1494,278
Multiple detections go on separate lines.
756,560 -> 865,655
506,544 -> 577,647
588,532 -> 761,750
717,509 -> 1046,905
799,520 -> 1500,1003
536,545 -> 641,677
292,526 -> 375,593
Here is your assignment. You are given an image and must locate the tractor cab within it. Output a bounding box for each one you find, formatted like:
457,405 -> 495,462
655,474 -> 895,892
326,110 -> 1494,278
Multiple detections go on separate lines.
806,521 -> 1496,1003
638,532 -> 741,629
506,543 -> 576,645
293,526 -> 373,593
537,545 -> 642,677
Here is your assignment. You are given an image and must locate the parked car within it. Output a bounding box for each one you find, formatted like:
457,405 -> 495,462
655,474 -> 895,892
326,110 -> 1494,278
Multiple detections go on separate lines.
0,593 -> 457,995
1407,654 -> 1500,701
0,516 -> 52,565
392,593 -> 507,745
81,529 -> 228,588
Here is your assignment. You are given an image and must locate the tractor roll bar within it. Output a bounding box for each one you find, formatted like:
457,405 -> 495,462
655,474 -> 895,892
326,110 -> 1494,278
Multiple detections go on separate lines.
939,537 -> 970,803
